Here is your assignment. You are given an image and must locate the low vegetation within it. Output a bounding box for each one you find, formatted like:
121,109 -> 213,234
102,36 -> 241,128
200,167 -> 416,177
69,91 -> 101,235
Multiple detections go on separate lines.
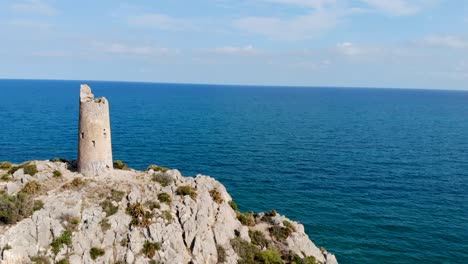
20,180 -> 41,195
90,247 -> 105,260
152,173 -> 173,187
30,255 -> 50,264
228,200 -> 238,211
23,164 -> 38,176
0,162 -> 12,169
126,202 -> 153,227
53,170 -> 62,177
260,210 -> 277,224
147,165 -> 169,173
113,160 -> 128,170
0,192 -> 42,224
50,158 -> 67,163
50,231 -> 72,255
62,178 -> 86,190
176,185 -> 197,199
249,230 -> 269,248
269,225 -> 293,242
217,245 -> 227,263
230,237 -> 283,264
62,214 -> 80,232
157,193 -> 172,204
210,189 -> 223,204
161,210 -> 173,224
145,200 -> 161,210
237,211 -> 256,226
142,241 -> 161,258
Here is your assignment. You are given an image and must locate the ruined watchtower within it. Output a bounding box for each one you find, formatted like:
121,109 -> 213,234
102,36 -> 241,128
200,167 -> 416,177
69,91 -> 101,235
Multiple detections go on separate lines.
77,84 -> 113,176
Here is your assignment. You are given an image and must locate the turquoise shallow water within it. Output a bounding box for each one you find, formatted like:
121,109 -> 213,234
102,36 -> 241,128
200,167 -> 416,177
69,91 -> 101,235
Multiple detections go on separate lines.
0,79 -> 467,263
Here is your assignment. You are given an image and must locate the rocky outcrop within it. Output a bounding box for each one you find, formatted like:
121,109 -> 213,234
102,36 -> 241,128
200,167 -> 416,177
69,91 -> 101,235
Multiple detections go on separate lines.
0,160 -> 338,264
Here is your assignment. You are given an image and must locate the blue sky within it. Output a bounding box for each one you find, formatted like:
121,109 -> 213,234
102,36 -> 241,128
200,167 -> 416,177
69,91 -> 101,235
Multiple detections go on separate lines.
0,0 -> 467,89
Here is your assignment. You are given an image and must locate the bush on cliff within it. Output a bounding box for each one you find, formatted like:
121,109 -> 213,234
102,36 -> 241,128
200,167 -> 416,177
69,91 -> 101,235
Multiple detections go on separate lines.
210,189 -> 223,204
249,230 -> 269,248
152,173 -> 173,187
176,185 -> 197,199
113,160 -> 128,170
230,237 -> 283,264
23,164 -> 38,176
237,211 -> 255,226
142,241 -> 160,258
0,192 -> 39,224
0,162 -> 12,169
147,165 -> 169,173
21,181 -> 41,195
158,192 -> 172,204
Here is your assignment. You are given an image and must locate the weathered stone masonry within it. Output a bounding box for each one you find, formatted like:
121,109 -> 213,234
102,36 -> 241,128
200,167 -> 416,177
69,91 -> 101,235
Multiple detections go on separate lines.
77,84 -> 113,176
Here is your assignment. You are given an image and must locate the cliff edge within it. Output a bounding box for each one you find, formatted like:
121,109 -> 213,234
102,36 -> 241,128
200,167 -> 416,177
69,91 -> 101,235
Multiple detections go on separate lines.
0,160 -> 338,264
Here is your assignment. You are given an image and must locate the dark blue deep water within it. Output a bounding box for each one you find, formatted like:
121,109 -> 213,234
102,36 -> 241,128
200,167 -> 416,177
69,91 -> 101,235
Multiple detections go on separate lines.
0,79 -> 467,263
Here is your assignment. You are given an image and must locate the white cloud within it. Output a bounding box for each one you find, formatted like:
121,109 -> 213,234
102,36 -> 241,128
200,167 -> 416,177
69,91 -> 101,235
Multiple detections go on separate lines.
11,0 -> 57,16
266,0 -> 337,8
360,0 -> 436,16
90,41 -> 176,56
424,35 -> 468,49
233,11 -> 338,40
127,14 -> 196,31
214,45 -> 259,55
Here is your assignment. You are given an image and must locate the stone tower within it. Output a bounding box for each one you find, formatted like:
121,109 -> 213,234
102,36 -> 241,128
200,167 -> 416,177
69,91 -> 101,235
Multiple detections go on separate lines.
77,84 -> 113,176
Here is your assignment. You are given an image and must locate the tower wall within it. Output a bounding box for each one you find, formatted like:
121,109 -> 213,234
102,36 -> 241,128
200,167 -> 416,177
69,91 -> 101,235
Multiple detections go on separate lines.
77,84 -> 113,176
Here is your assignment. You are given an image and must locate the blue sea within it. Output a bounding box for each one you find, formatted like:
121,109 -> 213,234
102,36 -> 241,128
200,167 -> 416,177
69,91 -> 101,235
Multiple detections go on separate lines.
0,79 -> 467,263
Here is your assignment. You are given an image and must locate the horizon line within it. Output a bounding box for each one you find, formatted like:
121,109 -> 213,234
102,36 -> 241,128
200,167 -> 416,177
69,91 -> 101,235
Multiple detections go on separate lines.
1,77 -> 467,92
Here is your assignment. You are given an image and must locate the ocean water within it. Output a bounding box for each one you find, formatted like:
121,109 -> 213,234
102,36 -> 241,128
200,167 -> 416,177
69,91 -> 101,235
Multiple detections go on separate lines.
0,79 -> 467,263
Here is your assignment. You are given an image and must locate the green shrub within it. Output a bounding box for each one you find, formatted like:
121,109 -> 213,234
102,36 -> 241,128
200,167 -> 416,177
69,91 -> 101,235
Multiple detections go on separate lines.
237,212 -> 255,226
176,185 -> 197,199
152,173 -> 173,187
289,254 -> 316,264
145,200 -> 161,210
53,170 -> 62,177
0,162 -> 12,169
110,189 -> 126,202
21,180 -> 41,195
283,220 -> 296,232
50,231 -> 72,255
1,173 -> 12,181
100,200 -> 119,217
257,249 -> 283,264
158,193 -> 172,204
249,230 -> 269,248
50,158 -> 67,163
147,165 -> 169,173
90,247 -> 105,260
126,202 -> 152,227
269,225 -> 293,241
30,255 -> 50,264
56,258 -> 70,264
228,200 -> 238,211
142,241 -> 161,258
33,200 -> 44,211
210,189 -> 223,204
8,166 -> 21,175
23,164 -> 38,176
62,178 -> 86,190
217,245 -> 227,263
100,218 -> 111,232
113,160 -> 127,170
162,210 -> 173,224
230,237 -> 259,263
0,192 -> 35,224
261,210 -> 277,223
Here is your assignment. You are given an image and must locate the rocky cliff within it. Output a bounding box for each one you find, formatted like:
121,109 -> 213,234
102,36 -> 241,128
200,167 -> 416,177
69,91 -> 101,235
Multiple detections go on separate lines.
0,160 -> 338,264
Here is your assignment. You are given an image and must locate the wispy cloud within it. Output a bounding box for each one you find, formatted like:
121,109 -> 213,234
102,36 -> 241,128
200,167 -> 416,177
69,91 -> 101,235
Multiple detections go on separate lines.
360,0 -> 436,16
423,35 -> 468,49
233,11 -> 339,40
214,45 -> 259,55
127,14 -> 196,31
90,41 -> 177,56
10,0 -> 57,16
